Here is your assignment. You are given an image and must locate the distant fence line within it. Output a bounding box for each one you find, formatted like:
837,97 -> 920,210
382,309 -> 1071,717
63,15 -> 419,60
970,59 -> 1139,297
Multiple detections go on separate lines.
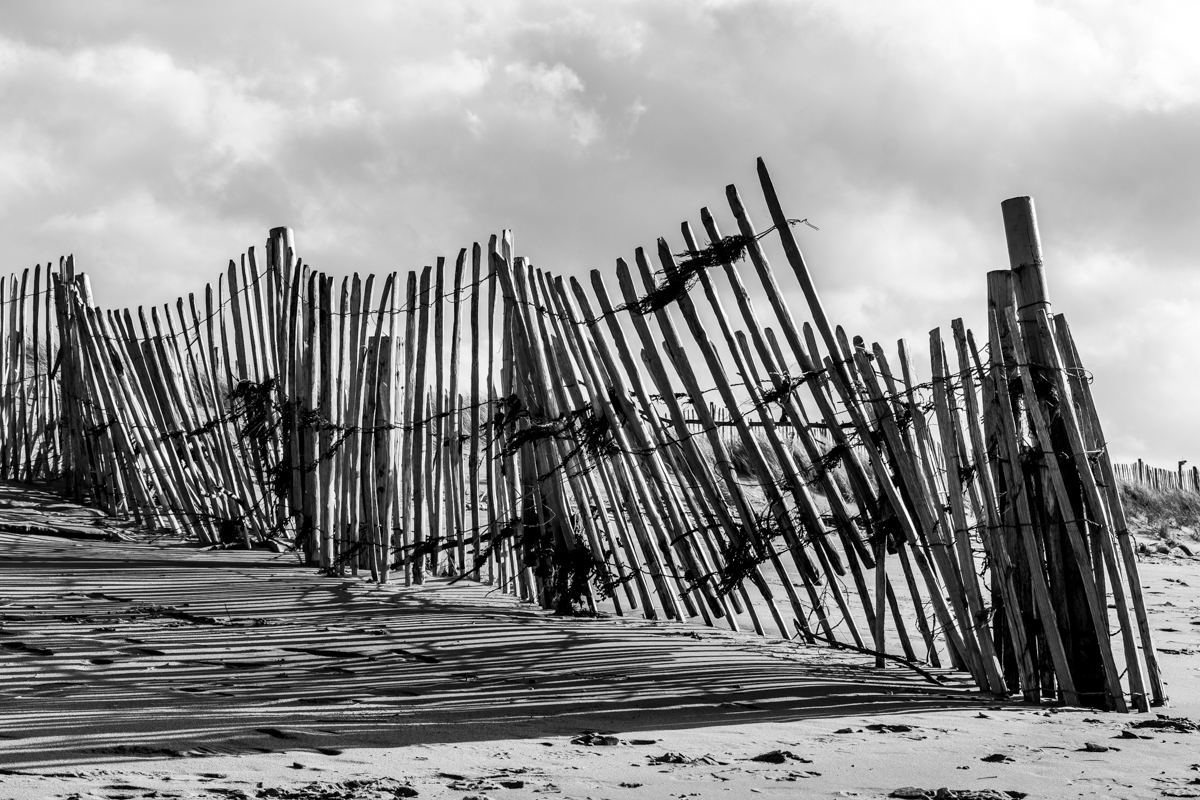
1113,460 -> 1200,493
0,159 -> 1165,714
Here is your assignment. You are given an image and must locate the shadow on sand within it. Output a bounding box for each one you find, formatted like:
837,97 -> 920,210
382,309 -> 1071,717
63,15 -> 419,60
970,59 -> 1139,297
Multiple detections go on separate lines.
0,482 -> 990,770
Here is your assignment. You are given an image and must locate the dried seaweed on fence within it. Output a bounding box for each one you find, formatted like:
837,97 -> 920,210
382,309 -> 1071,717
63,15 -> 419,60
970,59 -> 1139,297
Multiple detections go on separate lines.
576,404 -> 621,459
694,503 -> 800,598
229,377 -> 279,457
488,393 -> 523,434
162,416 -> 224,442
618,219 -> 818,318
495,398 -> 622,465
279,399 -> 329,440
503,419 -> 570,455
815,441 -> 850,475
707,538 -> 761,597
225,378 -> 355,506
622,234 -> 756,316
757,372 -> 813,408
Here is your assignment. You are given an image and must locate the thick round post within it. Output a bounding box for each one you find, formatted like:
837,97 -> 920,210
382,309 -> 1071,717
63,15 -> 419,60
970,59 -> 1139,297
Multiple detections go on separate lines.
1001,196 -> 1048,304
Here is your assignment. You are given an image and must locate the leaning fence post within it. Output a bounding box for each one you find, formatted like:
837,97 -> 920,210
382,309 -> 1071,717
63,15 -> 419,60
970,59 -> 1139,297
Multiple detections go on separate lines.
1003,195 -> 1116,709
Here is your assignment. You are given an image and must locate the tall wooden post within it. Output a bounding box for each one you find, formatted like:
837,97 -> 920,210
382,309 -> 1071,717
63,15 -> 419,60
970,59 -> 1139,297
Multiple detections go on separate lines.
1002,196 -> 1110,708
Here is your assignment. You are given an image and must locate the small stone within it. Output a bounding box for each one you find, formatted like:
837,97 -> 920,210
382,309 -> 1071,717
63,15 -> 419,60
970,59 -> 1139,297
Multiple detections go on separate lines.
750,750 -> 810,764
1080,742 -> 1114,752
1116,730 -> 1152,740
981,753 -> 1013,763
571,732 -> 622,746
649,752 -> 689,764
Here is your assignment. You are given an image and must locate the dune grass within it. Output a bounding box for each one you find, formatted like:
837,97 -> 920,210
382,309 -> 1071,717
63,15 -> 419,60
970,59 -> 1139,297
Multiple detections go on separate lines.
1119,478 -> 1200,542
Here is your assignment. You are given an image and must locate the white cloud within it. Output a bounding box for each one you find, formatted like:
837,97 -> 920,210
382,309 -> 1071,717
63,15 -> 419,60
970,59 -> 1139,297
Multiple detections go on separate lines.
0,122 -> 57,208
502,61 -> 601,146
505,60 -> 583,100
38,188 -> 262,302
390,51 -> 492,108
514,7 -> 648,60
807,0 -> 1200,115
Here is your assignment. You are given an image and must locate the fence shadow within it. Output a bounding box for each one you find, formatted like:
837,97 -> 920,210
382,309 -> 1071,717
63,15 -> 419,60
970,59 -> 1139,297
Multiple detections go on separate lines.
0,483 -> 988,770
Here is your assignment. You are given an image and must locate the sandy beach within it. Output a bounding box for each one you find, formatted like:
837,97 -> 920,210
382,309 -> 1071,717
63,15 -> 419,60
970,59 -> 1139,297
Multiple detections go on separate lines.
2,482 -> 1198,800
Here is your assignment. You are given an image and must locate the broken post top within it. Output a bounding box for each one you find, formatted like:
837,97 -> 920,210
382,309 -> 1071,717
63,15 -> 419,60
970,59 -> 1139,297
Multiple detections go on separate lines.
1001,197 -> 1041,270
1001,196 -> 1050,318
267,227 -> 297,273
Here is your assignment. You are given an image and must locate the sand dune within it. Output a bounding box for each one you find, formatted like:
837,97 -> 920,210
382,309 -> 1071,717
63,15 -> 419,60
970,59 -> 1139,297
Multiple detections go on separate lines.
2,482 -> 1198,799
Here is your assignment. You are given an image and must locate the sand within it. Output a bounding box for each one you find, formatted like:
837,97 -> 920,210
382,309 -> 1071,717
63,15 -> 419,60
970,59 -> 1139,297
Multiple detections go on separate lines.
1,482 -> 1198,800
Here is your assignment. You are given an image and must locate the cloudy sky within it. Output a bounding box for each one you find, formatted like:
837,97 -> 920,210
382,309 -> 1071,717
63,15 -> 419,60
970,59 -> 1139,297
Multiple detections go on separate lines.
1,0 -> 1197,465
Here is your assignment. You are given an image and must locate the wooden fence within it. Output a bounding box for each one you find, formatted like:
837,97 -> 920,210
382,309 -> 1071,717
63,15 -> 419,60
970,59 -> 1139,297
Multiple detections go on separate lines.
0,158 -> 1164,712
0,264 -> 61,482
1113,460 -> 1200,493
